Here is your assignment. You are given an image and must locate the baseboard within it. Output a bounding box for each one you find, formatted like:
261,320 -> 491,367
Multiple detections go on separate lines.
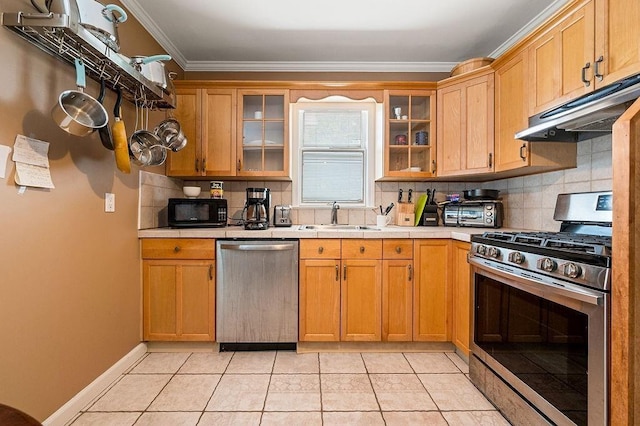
42,343 -> 148,426
297,341 -> 455,353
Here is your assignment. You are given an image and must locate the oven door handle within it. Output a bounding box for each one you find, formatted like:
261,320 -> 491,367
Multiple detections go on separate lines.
469,256 -> 604,307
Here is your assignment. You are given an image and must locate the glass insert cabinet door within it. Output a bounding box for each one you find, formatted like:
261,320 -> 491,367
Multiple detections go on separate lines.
384,90 -> 436,178
237,90 -> 290,177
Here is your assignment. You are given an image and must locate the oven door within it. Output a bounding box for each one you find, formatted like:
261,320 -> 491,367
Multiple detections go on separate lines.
469,256 -> 608,426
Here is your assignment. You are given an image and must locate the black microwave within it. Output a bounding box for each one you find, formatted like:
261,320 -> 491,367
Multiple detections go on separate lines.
168,198 -> 227,228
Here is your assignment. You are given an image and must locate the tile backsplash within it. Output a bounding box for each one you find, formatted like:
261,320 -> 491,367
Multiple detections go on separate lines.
139,135 -> 612,231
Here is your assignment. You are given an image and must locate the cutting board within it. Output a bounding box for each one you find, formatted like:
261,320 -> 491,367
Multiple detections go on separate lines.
414,194 -> 427,226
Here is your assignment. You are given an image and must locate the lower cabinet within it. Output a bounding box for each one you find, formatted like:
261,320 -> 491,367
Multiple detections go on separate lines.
382,239 -> 414,341
451,241 -> 472,355
413,239 -> 451,341
141,239 -> 215,341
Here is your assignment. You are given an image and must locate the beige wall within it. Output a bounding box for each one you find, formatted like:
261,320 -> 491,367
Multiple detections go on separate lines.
0,0 -> 171,420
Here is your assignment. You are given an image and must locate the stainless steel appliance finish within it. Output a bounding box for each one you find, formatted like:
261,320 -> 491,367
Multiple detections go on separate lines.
216,239 -> 298,348
468,191 -> 612,426
273,205 -> 293,227
516,72 -> 640,141
243,188 -> 270,230
443,201 -> 503,228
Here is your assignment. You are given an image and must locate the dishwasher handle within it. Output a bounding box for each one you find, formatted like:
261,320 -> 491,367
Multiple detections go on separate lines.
219,243 -> 296,252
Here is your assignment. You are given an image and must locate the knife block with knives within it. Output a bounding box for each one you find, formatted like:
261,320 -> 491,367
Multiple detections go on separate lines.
396,189 -> 415,226
417,188 -> 440,226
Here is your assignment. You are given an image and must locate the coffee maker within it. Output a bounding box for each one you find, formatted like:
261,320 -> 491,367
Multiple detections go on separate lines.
243,187 -> 270,230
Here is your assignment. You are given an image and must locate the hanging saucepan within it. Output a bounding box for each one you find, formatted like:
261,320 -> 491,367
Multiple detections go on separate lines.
130,55 -> 172,88
129,104 -> 166,167
155,118 -> 187,152
51,58 -> 109,137
78,1 -> 127,52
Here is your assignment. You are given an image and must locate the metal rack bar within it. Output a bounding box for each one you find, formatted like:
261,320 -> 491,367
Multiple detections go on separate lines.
2,11 -> 175,109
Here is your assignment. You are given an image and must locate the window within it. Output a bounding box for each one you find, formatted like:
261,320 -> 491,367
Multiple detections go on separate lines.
292,98 -> 378,207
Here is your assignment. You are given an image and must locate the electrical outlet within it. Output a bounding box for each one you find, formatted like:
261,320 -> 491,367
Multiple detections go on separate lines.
105,193 -> 115,212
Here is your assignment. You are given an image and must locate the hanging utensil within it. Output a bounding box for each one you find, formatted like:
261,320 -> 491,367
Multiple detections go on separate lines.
95,79 -> 114,150
155,118 -> 187,152
129,99 -> 166,166
51,57 -> 108,136
130,54 -> 172,88
112,88 -> 130,173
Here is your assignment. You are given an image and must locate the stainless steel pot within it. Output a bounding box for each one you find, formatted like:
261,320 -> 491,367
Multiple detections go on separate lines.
48,0 -> 127,51
130,55 -> 172,88
129,130 -> 166,166
155,118 -> 187,152
51,58 -> 108,136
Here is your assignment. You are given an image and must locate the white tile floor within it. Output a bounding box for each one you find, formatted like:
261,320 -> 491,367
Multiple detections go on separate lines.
68,351 -> 510,425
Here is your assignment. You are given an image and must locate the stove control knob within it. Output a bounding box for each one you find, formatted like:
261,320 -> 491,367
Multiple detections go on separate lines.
562,262 -> 583,279
508,251 -> 525,264
488,247 -> 501,258
538,257 -> 557,272
476,245 -> 487,255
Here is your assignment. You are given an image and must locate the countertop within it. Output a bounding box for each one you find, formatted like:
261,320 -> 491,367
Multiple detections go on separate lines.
138,225 -> 521,242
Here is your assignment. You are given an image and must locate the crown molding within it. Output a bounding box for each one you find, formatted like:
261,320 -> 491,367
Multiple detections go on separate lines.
120,0 -> 188,68
183,61 -> 458,73
489,0 -> 570,58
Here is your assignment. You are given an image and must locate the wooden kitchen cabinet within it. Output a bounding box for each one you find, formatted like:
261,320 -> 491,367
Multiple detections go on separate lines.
413,239 -> 450,341
341,239 -> 382,341
141,238 -> 215,341
451,241 -> 472,355
436,69 -> 494,177
527,0 -> 640,116
493,50 -> 577,174
237,89 -> 289,177
166,86 -> 237,177
528,0 -> 595,116
382,239 -> 413,341
299,239 -> 341,341
383,90 -> 437,179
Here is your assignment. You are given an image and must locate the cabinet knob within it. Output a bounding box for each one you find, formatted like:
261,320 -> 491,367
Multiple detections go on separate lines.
359,246 -> 365,254
395,246 -> 402,254
173,246 -> 181,252
318,246 -> 324,254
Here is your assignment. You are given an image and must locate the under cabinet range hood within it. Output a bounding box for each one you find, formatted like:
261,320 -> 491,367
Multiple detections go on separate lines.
516,72 -> 640,142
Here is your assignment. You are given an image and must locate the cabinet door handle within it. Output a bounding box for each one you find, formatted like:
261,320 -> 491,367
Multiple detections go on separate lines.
581,62 -> 591,87
594,56 -> 604,81
519,144 -> 527,161
488,153 -> 493,168
431,160 -> 437,173
318,246 -> 324,254
335,264 -> 339,281
343,264 -> 347,280
237,159 -> 241,171
194,159 -> 199,172
209,264 -> 214,280
408,264 -> 413,281
202,158 -> 207,172
359,246 -> 365,254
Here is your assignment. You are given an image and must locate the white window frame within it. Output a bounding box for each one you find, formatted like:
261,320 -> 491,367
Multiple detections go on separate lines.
291,96 -> 381,208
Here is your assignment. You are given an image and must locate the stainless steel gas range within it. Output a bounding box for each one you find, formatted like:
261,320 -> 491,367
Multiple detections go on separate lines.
468,191 -> 612,426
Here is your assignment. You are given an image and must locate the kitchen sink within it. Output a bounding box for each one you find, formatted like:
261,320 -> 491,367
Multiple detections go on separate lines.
298,224 -> 379,231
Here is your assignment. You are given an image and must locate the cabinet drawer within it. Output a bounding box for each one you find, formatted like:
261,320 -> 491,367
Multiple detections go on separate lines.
141,239 -> 215,260
383,239 -> 413,259
342,239 -> 382,259
300,239 -> 341,259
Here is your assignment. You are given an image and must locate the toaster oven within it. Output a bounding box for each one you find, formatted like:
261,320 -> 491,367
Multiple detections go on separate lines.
443,201 -> 502,228
168,198 -> 227,228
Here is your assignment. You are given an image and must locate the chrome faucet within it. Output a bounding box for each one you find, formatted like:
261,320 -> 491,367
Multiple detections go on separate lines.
331,201 -> 340,225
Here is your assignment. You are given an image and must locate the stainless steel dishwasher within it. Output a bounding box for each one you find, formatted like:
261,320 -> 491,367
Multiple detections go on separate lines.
216,239 -> 298,351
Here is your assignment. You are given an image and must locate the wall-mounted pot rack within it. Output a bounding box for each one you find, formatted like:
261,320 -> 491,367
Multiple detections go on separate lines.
1,11 -> 175,109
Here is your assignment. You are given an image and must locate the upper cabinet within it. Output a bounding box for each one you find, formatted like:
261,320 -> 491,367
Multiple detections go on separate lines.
528,0 -> 640,116
594,0 -> 640,86
166,85 -> 236,177
436,69 -> 494,177
494,50 -> 577,174
383,90 -> 437,179
237,90 -> 290,177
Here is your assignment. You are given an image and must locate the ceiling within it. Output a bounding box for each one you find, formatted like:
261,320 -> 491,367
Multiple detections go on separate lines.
121,0 -> 568,73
